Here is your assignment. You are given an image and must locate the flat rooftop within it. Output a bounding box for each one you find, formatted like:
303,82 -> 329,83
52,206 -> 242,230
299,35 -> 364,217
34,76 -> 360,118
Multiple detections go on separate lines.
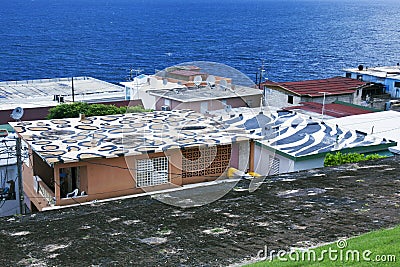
0,77 -> 125,109
10,110 -> 251,165
0,157 -> 399,266
330,110 -> 400,154
149,85 -> 262,102
343,65 -> 400,79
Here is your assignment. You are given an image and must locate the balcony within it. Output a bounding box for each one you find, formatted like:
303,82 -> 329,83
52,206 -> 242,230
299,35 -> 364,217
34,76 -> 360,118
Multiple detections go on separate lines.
33,176 -> 55,207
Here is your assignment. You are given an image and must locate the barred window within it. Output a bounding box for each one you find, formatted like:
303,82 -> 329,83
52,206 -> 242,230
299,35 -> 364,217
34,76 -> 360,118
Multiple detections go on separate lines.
136,157 -> 169,187
268,156 -> 280,175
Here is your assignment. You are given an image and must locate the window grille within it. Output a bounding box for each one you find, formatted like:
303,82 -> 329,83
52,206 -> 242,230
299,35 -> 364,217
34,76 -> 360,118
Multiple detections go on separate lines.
268,156 -> 280,175
182,145 -> 231,178
136,157 -> 169,187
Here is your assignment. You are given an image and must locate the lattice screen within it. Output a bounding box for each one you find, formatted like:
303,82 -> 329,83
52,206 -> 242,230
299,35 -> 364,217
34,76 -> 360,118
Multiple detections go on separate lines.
136,157 -> 169,187
268,155 -> 280,175
181,145 -> 231,178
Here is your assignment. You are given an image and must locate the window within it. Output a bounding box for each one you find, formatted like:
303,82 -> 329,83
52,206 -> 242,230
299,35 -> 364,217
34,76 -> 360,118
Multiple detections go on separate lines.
181,145 -> 231,178
357,74 -> 363,81
60,166 -> 87,198
288,95 -> 294,104
345,72 -> 351,78
268,156 -> 280,175
136,157 -> 169,187
394,82 -> 400,88
164,99 -> 171,106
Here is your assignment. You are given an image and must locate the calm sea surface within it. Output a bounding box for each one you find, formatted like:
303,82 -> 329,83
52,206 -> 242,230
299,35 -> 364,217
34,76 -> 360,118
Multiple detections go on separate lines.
1,0 -> 400,84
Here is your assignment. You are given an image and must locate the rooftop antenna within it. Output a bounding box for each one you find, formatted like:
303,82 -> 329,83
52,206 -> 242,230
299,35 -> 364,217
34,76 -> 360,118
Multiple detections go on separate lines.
10,107 -> 24,121
194,75 -> 202,88
206,75 -> 216,89
219,79 -> 228,91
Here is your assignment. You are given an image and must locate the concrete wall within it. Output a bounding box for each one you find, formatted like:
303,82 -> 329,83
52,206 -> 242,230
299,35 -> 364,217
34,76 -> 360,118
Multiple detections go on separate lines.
155,97 -> 255,113
264,88 -> 302,108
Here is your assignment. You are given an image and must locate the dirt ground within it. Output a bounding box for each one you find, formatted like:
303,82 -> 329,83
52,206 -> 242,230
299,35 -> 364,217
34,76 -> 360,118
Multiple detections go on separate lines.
0,157 -> 399,266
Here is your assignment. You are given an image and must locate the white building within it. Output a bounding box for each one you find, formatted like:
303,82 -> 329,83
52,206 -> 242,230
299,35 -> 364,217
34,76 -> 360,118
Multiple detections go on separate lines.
330,110 -> 400,154
120,75 -> 185,110
0,135 -> 21,217
220,108 -> 396,176
344,65 -> 400,98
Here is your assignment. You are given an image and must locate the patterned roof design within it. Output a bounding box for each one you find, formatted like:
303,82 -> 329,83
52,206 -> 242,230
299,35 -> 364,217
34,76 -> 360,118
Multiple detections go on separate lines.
9,110 -> 251,165
222,110 -> 394,158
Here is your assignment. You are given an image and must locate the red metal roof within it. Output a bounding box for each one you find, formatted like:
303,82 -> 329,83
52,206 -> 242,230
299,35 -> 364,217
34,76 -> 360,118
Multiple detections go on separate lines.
263,77 -> 367,97
284,101 -> 376,118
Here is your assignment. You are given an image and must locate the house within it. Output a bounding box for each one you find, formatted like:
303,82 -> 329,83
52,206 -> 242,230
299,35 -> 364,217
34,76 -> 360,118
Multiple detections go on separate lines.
149,85 -> 262,113
120,75 -> 186,110
282,100 -> 380,119
0,76 -> 139,126
329,110 -> 400,154
0,134 -> 29,217
220,108 -> 396,175
260,77 -> 381,109
344,64 -> 400,98
9,110 -> 252,212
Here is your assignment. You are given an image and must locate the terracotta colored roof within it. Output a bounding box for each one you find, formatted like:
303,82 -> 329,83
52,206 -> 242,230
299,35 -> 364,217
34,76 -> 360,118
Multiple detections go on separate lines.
169,70 -> 205,77
284,101 -> 377,118
263,77 -> 368,97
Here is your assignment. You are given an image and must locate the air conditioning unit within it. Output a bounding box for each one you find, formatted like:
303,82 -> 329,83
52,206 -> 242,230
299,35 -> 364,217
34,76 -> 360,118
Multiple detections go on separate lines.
161,105 -> 171,111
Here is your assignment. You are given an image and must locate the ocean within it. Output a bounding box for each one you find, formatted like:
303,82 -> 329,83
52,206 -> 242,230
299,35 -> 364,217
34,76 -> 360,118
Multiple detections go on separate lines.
1,0 -> 400,84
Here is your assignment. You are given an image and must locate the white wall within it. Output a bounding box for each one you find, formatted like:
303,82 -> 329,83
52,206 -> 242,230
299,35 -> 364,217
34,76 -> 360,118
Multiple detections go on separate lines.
0,164 -> 19,217
253,145 -> 295,175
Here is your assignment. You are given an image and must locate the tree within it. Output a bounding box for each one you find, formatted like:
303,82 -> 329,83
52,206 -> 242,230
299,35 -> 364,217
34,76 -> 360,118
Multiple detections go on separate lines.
47,102 -> 152,119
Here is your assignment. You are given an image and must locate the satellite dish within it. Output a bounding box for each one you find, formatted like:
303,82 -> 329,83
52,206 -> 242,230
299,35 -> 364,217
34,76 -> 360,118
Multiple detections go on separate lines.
149,77 -> 158,88
224,104 -> 232,113
194,75 -> 202,87
163,79 -> 168,86
206,75 -> 216,88
219,79 -> 228,90
10,107 -> 24,120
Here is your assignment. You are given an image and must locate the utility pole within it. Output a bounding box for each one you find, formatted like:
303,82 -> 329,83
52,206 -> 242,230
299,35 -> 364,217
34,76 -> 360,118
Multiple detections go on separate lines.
71,77 -> 75,102
16,137 -> 24,215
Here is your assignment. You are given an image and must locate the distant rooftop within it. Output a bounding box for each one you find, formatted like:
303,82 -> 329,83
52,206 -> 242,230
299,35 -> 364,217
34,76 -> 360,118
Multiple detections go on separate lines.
149,85 -> 262,102
283,101 -> 379,118
10,110 -> 251,165
262,77 -> 368,97
344,65 -> 400,79
0,77 -> 125,109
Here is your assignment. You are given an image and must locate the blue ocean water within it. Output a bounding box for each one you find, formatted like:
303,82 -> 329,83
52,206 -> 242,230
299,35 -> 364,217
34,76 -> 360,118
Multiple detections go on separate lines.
1,0 -> 400,84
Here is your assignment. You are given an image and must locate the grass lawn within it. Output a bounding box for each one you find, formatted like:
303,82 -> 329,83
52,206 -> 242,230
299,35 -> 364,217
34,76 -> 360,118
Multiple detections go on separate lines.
246,225 -> 399,266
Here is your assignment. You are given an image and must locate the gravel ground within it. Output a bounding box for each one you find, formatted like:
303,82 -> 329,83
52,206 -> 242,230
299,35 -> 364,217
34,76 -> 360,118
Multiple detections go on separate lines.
0,157 -> 399,267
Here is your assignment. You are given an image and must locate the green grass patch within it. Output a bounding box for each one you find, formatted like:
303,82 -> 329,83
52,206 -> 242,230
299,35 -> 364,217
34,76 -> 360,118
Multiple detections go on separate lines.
247,225 -> 399,266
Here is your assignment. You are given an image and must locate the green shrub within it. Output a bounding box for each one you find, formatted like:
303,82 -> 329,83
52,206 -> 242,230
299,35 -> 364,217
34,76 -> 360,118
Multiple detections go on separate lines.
324,151 -> 386,167
47,102 -> 151,119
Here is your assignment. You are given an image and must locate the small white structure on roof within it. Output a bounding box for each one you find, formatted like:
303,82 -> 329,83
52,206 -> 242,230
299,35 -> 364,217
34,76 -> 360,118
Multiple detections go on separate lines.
120,75 -> 185,110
